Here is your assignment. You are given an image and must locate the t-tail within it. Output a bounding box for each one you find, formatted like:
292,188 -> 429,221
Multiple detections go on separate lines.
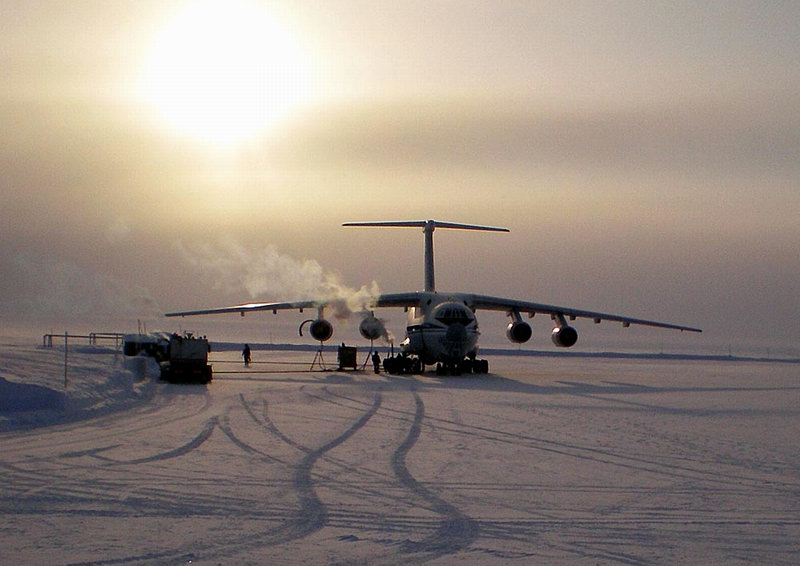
343,220 -> 509,292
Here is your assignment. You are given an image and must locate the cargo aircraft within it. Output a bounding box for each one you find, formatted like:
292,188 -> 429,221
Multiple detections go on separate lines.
166,220 -> 701,375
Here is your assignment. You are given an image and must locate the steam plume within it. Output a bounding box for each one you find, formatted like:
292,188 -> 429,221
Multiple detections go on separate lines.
176,238 -> 381,319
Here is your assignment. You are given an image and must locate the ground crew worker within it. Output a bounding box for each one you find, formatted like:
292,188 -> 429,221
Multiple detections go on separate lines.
371,351 -> 381,374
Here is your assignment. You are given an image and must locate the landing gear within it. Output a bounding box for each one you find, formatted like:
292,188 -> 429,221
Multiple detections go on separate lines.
435,358 -> 489,376
384,354 -> 489,376
382,354 -> 423,375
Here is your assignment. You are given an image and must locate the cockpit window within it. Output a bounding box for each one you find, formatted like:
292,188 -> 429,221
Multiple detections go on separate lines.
434,304 -> 473,326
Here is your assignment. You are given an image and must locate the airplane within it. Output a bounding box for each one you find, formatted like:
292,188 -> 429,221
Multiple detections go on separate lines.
165,220 -> 701,375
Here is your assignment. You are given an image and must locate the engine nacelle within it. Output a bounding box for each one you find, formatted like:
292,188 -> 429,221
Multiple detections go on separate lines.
506,321 -> 532,344
551,325 -> 578,348
300,318 -> 333,342
359,315 -> 386,341
310,319 -> 334,342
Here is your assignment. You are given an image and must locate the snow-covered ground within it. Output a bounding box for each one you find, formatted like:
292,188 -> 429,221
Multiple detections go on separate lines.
0,338 -> 159,432
1,337 -> 799,564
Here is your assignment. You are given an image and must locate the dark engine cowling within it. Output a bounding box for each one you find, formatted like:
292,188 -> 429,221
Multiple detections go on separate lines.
359,315 -> 386,341
551,325 -> 578,348
506,321 -> 533,344
310,319 -> 334,342
300,319 -> 334,342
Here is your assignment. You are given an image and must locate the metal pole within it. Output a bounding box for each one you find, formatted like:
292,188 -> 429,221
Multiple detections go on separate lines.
64,331 -> 68,389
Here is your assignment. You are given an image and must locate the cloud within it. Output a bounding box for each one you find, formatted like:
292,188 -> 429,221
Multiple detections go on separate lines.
269,94 -> 800,178
105,217 -> 132,244
0,254 -> 161,318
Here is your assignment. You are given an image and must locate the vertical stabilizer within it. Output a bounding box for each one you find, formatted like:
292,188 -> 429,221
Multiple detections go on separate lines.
343,220 -> 509,292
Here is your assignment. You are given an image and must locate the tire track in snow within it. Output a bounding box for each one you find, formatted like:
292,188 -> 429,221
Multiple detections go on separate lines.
286,391 -> 382,540
233,391 -> 384,549
254,397 -> 306,452
68,394 -> 384,566
333,388 -> 800,493
217,407 -> 285,464
313,385 -> 483,558
392,390 -> 480,559
91,417 -> 218,465
2,382 -> 210,454
242,394 -> 414,512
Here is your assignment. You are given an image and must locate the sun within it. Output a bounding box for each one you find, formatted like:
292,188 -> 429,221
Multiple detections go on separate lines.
140,0 -> 313,147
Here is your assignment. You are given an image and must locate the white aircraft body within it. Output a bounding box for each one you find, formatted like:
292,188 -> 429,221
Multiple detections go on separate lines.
166,220 -> 701,375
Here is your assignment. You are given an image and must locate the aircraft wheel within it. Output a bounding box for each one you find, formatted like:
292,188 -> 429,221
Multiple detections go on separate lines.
384,357 -> 398,375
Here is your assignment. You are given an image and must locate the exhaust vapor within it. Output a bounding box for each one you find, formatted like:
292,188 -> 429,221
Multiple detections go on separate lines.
177,238 -> 382,320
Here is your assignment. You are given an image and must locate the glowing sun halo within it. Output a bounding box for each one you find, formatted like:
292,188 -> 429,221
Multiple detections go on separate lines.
140,0 -> 313,147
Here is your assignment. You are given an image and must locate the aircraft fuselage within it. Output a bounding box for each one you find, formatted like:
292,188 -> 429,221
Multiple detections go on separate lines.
400,293 -> 480,365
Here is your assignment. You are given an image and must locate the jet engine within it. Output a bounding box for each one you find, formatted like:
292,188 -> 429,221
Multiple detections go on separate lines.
359,314 -> 386,341
506,320 -> 532,343
506,310 -> 533,344
299,318 -> 334,342
551,325 -> 578,348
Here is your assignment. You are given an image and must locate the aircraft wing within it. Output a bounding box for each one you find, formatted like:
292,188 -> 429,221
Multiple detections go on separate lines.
165,291 -> 699,332
467,293 -> 702,333
372,292 -> 425,309
164,293 -> 423,318
165,300 -> 320,317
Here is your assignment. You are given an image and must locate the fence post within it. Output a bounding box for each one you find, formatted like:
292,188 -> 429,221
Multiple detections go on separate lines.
64,331 -> 68,389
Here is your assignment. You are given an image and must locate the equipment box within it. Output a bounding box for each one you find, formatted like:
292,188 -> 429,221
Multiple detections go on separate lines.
337,345 -> 358,370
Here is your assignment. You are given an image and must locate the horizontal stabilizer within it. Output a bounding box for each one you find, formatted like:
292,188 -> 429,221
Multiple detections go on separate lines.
343,220 -> 509,232
344,219 -> 508,292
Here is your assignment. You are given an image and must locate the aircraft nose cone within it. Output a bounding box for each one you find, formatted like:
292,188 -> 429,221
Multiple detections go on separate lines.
446,323 -> 467,343
444,323 -> 468,359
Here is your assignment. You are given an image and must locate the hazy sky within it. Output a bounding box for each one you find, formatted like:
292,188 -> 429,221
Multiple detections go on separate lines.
1,1 -> 798,353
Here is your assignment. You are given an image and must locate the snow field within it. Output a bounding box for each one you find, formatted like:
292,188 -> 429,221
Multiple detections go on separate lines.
1,343 -> 798,564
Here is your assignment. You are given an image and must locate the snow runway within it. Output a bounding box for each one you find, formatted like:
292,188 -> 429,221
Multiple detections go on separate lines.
1,346 -> 799,564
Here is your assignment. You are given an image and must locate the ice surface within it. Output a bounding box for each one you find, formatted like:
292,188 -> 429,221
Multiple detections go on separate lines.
1,339 -> 799,564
